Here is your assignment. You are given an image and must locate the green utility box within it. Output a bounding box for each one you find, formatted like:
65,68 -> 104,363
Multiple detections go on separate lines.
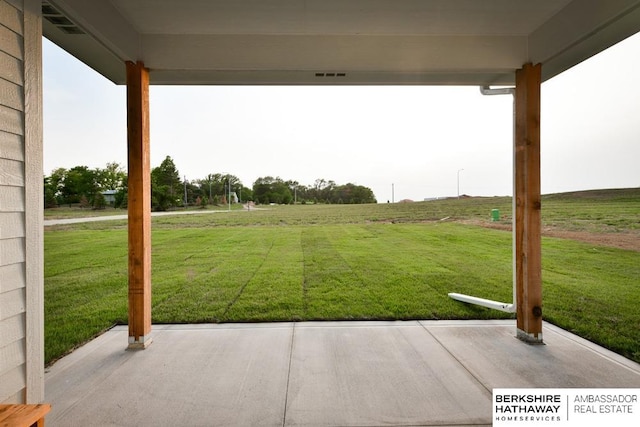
491,209 -> 500,222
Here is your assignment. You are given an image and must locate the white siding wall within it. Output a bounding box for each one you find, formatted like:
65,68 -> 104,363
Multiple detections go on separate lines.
0,0 -> 43,404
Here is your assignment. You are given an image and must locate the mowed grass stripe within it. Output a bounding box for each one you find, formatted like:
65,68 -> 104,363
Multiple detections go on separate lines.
151,228 -> 280,322
222,228 -> 305,321
302,226 -> 387,319
328,224 -> 457,319
333,224 -> 515,319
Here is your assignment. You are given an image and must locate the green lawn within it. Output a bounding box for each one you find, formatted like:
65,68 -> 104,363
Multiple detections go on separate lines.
44,189 -> 640,365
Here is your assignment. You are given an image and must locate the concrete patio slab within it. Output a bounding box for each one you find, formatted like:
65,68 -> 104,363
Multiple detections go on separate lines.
285,322 -> 490,426
46,324 -> 293,426
44,321 -> 640,426
424,320 -> 640,389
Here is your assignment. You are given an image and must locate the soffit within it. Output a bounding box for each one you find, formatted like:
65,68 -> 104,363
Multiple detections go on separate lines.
42,0 -> 640,85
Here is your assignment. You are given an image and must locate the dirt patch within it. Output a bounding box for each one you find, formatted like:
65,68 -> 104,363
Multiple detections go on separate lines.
464,220 -> 640,252
542,228 -> 640,251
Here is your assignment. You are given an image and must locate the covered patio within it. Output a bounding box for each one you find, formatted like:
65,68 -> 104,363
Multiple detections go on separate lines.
2,0 -> 640,420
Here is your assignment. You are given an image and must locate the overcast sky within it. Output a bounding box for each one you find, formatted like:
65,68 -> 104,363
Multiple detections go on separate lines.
43,32 -> 640,202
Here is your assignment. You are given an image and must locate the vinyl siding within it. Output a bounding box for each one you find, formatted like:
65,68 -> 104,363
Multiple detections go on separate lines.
0,0 -> 32,404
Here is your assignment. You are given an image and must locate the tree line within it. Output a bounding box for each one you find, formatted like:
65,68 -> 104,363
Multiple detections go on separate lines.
44,162 -> 127,209
252,176 -> 376,205
44,155 -> 376,211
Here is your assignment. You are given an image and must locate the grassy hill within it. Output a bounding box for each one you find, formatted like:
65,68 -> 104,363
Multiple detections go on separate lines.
137,187 -> 639,242
47,187 -> 639,232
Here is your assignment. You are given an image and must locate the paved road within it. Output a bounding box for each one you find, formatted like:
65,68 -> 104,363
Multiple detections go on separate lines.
43,208 -> 248,226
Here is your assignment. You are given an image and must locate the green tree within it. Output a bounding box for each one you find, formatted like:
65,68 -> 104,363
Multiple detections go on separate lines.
93,162 -> 128,209
92,192 -> 106,210
198,174 -> 220,204
60,166 -> 98,205
286,180 -> 300,204
43,176 -> 58,208
307,178 -> 336,203
151,156 -> 182,211
96,162 -> 127,191
252,176 -> 274,204
45,168 -> 66,205
196,173 -> 242,205
45,164 -> 127,209
79,194 -> 91,209
222,174 -> 242,204
185,180 -> 201,206
239,186 -> 253,202
333,183 -> 377,204
293,179 -> 376,204
252,176 -> 293,204
115,186 -> 128,209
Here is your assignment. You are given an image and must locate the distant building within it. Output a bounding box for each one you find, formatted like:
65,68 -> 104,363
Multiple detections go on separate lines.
102,190 -> 117,205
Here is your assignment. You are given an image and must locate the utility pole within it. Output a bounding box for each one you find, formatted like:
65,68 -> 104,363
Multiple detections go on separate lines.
457,169 -> 464,199
184,175 -> 187,207
392,183 -> 395,203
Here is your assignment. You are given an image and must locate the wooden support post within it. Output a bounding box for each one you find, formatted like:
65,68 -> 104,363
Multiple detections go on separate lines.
126,61 -> 152,349
514,63 -> 543,344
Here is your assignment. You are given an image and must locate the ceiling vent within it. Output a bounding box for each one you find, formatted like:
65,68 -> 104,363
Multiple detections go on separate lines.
42,2 -> 85,35
315,72 -> 347,78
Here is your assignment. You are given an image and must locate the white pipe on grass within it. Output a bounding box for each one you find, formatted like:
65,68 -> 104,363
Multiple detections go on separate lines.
448,292 -> 516,313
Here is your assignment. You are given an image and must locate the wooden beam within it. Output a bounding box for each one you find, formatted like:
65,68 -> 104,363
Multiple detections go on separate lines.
514,63 -> 543,343
126,61 -> 152,349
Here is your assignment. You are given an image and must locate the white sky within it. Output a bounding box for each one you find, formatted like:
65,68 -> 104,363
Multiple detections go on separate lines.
43,33 -> 640,202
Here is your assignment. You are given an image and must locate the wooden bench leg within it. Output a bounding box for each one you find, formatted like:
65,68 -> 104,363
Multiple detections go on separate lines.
0,404 -> 51,427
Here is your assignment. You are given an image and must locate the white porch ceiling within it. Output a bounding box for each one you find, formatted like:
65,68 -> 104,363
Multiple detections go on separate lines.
42,0 -> 640,85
